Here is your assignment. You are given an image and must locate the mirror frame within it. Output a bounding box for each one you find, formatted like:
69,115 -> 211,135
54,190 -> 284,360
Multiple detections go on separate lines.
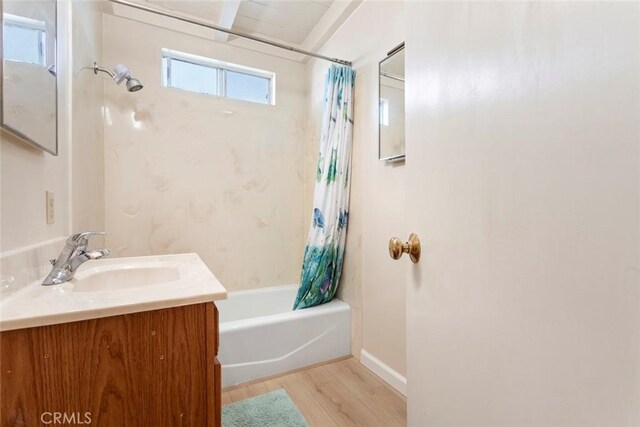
0,0 -> 58,156
378,42 -> 405,163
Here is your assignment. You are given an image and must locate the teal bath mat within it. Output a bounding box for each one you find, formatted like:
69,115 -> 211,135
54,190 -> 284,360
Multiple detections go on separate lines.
222,389 -> 308,427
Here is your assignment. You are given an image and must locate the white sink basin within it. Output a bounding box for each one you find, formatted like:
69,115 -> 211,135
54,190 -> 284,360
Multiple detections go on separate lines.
0,253 -> 227,331
71,265 -> 181,292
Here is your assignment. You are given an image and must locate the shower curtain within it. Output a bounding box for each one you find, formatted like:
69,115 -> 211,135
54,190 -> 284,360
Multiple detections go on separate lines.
293,65 -> 355,310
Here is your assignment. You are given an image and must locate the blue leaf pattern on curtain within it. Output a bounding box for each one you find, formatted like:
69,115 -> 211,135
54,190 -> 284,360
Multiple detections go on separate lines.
293,65 -> 355,310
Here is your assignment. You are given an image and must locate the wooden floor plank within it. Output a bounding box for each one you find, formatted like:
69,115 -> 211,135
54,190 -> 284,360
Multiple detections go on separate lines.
221,357 -> 407,426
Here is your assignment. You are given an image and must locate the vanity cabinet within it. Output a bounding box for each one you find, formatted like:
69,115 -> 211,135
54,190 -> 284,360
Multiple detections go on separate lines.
0,302 -> 221,426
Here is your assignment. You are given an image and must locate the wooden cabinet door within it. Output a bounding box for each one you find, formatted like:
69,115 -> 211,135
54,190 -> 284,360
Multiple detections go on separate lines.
1,303 -> 220,427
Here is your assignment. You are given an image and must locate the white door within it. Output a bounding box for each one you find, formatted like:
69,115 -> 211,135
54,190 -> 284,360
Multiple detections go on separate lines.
404,2 -> 640,426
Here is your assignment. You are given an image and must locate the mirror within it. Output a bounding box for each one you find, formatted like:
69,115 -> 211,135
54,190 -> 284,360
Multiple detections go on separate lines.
379,43 -> 405,162
1,0 -> 57,155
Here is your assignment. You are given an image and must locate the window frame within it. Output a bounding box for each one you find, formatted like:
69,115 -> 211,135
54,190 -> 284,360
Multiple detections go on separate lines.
161,48 -> 275,105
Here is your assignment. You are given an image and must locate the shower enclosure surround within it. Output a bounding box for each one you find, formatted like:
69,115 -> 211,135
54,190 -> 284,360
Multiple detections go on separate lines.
0,303 -> 221,426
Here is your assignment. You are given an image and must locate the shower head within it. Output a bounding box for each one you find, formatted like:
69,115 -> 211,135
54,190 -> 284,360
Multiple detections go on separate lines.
92,62 -> 144,92
126,77 -> 144,92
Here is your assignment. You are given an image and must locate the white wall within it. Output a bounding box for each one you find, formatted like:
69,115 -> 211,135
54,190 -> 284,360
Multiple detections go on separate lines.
102,14 -> 308,291
405,2 -> 640,425
305,0 -> 406,377
0,0 -> 71,253
71,0 -> 105,234
1,0 -> 106,290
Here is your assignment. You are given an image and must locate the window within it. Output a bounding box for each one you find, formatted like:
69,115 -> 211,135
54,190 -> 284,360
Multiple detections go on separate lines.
380,98 -> 389,126
2,13 -> 46,65
162,49 -> 275,105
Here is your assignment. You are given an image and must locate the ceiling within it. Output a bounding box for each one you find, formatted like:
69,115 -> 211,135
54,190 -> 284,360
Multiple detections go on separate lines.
135,0 -> 348,46
112,0 -> 360,63
232,0 -> 333,45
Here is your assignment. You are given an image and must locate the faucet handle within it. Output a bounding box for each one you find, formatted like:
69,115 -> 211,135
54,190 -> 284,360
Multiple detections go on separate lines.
67,231 -> 108,246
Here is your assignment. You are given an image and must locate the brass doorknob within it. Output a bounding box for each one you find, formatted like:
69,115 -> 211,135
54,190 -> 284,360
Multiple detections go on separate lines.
388,233 -> 421,263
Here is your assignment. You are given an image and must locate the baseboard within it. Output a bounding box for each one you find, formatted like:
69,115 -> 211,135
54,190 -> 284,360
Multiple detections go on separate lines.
360,349 -> 407,396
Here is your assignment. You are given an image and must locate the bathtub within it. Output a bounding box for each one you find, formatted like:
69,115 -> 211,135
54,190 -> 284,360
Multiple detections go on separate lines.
216,284 -> 351,388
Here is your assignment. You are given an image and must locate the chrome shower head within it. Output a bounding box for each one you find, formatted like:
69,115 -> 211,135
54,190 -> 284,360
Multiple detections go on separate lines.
126,77 -> 144,92
92,62 -> 144,92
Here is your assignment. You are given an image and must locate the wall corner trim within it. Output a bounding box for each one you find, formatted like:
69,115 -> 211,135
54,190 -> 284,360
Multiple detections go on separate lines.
360,349 -> 406,396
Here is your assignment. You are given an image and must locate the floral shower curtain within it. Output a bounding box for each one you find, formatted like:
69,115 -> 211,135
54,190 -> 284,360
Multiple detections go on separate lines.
293,65 -> 356,310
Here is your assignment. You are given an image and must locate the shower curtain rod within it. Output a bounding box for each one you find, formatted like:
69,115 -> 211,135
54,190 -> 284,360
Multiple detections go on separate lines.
109,0 -> 353,66
381,72 -> 405,82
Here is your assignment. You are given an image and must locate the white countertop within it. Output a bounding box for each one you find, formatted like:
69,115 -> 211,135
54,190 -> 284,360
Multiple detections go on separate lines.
0,253 -> 227,331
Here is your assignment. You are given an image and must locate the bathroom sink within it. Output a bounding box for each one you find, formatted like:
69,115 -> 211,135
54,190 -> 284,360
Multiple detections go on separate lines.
71,265 -> 181,292
0,253 -> 227,331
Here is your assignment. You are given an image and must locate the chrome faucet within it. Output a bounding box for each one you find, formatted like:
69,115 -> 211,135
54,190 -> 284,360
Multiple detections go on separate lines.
42,232 -> 110,285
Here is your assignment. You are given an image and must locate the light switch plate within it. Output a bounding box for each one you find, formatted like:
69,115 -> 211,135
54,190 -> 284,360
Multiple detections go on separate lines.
46,191 -> 55,224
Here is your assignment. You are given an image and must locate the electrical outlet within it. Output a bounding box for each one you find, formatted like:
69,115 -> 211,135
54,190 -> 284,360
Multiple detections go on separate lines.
46,191 -> 55,224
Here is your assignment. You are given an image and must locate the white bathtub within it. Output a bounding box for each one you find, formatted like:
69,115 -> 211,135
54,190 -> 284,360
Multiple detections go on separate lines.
216,284 -> 351,388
